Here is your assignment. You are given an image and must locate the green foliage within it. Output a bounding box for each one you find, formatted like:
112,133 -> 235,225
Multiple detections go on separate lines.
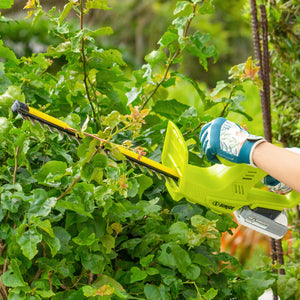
268,0 -> 300,147
0,0 -> 293,299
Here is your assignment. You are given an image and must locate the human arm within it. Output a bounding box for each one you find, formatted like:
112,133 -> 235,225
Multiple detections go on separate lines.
200,117 -> 300,193
253,142 -> 300,193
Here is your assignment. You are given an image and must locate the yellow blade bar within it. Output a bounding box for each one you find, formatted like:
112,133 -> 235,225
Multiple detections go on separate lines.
29,106 -> 72,131
11,100 -> 179,180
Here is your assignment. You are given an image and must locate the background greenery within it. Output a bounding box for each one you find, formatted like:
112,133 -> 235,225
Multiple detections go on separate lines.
0,0 -> 299,299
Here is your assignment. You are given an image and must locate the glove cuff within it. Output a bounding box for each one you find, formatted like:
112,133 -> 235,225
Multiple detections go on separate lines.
239,138 -> 265,167
248,139 -> 266,167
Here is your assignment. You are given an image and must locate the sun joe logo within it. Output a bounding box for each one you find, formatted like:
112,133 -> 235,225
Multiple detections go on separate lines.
212,201 -> 235,211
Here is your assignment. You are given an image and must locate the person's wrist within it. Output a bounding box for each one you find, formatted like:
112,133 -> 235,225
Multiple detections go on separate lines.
252,140 -> 267,167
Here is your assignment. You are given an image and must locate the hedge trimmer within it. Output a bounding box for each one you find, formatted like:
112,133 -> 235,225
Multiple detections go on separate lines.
11,100 -> 300,239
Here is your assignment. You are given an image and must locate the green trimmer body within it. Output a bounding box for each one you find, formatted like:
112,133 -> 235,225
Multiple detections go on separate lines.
162,120 -> 300,214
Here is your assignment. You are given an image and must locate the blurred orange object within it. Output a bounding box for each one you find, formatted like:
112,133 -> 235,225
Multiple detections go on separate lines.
221,214 -> 270,265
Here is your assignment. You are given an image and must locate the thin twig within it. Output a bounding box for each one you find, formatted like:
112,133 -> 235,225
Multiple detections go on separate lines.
88,271 -> 94,284
57,176 -> 81,201
140,3 -> 197,110
183,122 -> 203,136
48,271 -> 53,291
13,146 -> 20,185
56,136 -> 103,201
31,269 -> 42,283
88,77 -> 103,130
80,0 -> 97,122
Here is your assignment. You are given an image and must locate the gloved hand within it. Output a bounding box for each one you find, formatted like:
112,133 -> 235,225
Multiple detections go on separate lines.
200,117 -> 265,167
263,175 -> 292,194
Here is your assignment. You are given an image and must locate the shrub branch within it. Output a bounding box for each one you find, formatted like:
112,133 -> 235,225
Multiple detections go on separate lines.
140,3 -> 197,109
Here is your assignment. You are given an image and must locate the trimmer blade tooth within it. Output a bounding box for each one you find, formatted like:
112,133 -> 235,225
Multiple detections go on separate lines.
161,173 -> 167,181
37,120 -> 45,129
165,176 -> 174,185
153,170 -> 162,180
128,160 -> 136,169
137,164 -> 145,172
19,113 -> 27,120
145,167 -> 153,176
29,117 -> 36,126
66,134 -> 73,141
47,125 -> 55,133
56,129 -> 64,138
74,135 -> 81,144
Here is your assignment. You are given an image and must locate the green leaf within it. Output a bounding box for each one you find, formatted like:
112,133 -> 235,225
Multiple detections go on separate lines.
53,227 -> 71,254
101,234 -> 115,253
127,178 -> 139,198
171,204 -> 203,221
47,42 -> 71,57
145,48 -> 166,67
144,284 -> 170,300
56,200 -> 93,218
17,227 -> 42,260
210,81 -> 229,97
1,259 -> 26,288
70,30 -> 84,53
88,27 -> 114,37
198,0 -> 215,14
152,99 -> 189,120
91,49 -> 126,67
184,32 -> 217,70
130,267 -> 148,283
90,153 -> 108,168
277,275 -> 299,300
126,87 -> 141,105
242,270 -> 275,300
81,163 -> 94,182
59,1 -> 75,23
0,40 -> 17,62
81,253 -> 105,274
169,222 -> 188,243
102,110 -> 122,128
73,227 -> 97,246
34,161 -> 67,183
172,14 -> 193,46
0,0 -> 14,9
182,264 -> 200,280
43,234 -> 61,257
93,274 -> 125,292
146,268 -> 159,276
158,29 -> 178,48
158,243 -> 191,273
192,253 -> 212,267
174,1 -> 191,15
0,86 -> 24,107
140,255 -> 155,268
29,189 -> 56,217
31,216 -> 54,237
136,174 -> 153,198
0,117 -> 10,135
203,288 -> 218,300
85,0 -> 111,11
82,286 -> 99,297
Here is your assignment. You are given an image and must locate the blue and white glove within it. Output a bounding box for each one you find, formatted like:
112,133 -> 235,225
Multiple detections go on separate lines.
200,117 -> 265,167
263,175 -> 292,194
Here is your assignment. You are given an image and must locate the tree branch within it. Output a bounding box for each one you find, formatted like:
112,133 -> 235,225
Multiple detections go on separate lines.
80,0 -> 97,123
140,3 -> 197,110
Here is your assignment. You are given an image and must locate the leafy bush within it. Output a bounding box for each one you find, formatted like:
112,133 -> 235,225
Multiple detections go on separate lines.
0,0 -> 296,299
